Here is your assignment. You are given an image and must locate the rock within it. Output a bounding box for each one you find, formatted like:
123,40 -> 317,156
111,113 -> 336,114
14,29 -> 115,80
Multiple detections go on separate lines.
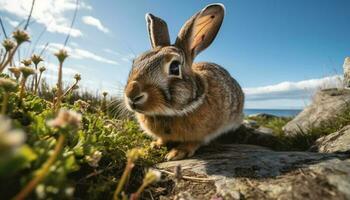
214,125 -> 279,149
283,88 -> 350,136
312,125 -> 350,153
243,119 -> 259,129
344,57 -> 350,88
248,113 -> 277,119
156,144 -> 350,200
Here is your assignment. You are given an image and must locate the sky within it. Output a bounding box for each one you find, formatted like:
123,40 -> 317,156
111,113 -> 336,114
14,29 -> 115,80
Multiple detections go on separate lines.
0,0 -> 349,109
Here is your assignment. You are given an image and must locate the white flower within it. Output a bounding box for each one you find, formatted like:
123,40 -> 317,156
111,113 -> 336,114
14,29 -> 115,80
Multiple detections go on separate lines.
47,109 -> 82,128
85,150 -> 102,168
143,169 -> 161,185
0,116 -> 26,152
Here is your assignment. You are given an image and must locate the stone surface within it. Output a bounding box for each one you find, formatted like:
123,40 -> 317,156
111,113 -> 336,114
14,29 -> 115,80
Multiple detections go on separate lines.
156,144 -> 350,200
344,57 -> 350,88
283,88 -> 350,136
313,125 -> 350,153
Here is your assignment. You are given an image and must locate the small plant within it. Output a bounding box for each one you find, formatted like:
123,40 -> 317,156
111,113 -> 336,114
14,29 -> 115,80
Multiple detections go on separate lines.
101,91 -> 108,112
63,73 -> 81,97
18,67 -> 35,102
13,109 -> 82,200
0,78 -> 17,114
53,49 -> 68,112
131,169 -> 161,200
34,66 -> 46,94
113,148 -> 145,200
0,30 -> 30,73
31,54 -> 43,93
8,67 -> 21,82
21,59 -> 32,67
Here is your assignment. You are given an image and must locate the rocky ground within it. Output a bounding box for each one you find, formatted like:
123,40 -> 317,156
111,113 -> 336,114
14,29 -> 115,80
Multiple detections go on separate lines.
150,88 -> 350,200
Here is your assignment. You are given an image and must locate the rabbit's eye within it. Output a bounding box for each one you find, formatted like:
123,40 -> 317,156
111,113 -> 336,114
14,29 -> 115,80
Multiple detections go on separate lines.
169,60 -> 180,76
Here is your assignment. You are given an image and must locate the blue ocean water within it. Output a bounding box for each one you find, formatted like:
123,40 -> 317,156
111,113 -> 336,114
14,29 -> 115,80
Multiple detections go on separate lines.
244,109 -> 302,117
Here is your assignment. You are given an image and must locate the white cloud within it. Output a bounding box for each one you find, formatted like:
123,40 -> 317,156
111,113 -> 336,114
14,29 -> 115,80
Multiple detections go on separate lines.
44,43 -> 119,65
4,17 -> 19,27
103,48 -> 121,56
0,0 -> 91,37
82,16 -> 109,33
243,75 -> 343,101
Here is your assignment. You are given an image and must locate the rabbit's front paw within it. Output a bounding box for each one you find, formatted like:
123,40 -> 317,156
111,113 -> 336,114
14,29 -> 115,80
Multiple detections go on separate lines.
165,142 -> 200,161
150,138 -> 165,149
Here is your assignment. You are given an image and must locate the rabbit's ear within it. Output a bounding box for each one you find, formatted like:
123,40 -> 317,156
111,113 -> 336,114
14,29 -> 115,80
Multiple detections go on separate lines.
146,13 -> 171,48
175,4 -> 225,60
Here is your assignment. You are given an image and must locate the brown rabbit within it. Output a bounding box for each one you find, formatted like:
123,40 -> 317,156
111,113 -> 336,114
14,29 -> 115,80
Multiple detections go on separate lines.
124,4 -> 244,160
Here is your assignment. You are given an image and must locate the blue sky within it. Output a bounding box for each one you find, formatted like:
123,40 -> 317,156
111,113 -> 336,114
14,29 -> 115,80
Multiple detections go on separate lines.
0,0 -> 349,109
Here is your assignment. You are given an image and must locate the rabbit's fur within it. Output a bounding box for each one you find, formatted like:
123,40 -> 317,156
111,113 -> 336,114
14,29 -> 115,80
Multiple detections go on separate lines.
124,4 -> 244,160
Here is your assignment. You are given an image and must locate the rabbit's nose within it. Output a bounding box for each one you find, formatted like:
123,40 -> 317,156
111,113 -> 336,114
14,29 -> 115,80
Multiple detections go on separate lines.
129,93 -> 147,105
125,81 -> 148,107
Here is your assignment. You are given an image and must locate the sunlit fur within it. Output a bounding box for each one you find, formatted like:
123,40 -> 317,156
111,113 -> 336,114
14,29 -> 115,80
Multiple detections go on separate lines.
124,4 -> 244,160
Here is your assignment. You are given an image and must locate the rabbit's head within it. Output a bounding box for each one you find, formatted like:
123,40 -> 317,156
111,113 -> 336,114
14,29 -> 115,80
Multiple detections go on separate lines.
124,4 -> 225,115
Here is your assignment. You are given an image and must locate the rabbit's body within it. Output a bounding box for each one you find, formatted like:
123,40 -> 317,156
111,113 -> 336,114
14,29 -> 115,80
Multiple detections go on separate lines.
136,62 -> 244,143
124,4 -> 244,160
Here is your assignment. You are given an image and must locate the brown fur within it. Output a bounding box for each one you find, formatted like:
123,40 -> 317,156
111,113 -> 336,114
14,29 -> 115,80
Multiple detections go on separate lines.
124,4 -> 244,160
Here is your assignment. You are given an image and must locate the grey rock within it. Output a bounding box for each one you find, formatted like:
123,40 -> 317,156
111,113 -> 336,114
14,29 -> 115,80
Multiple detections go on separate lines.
242,119 -> 259,129
248,113 -> 278,119
157,144 -> 350,200
313,125 -> 350,153
283,88 -> 350,136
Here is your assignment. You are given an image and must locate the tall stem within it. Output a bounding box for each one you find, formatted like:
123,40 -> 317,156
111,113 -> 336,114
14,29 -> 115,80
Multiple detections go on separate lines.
0,45 -> 19,73
113,159 -> 134,200
54,62 -> 63,112
0,51 -> 8,67
62,81 -> 77,97
1,92 -> 9,115
34,71 -> 43,95
13,134 -> 65,200
19,77 -> 27,101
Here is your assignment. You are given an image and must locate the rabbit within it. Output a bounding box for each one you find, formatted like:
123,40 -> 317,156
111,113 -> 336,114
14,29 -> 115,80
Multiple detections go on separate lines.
124,3 -> 244,161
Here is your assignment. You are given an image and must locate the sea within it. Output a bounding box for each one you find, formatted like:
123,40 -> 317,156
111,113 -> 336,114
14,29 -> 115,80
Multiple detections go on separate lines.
244,109 -> 302,117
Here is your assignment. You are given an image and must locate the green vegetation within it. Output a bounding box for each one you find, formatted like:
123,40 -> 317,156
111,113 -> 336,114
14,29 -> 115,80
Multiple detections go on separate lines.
0,28 -> 166,200
246,107 -> 350,151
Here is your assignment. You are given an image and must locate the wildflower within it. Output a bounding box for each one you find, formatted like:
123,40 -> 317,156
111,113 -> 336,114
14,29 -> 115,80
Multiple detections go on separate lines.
39,66 -> 46,73
131,169 -> 161,199
74,74 -> 81,82
21,59 -> 32,67
2,39 -> 15,52
85,150 -> 102,168
19,66 -> 36,78
12,30 -> 30,45
8,67 -> 21,80
102,92 -> 108,97
47,109 -> 82,129
143,169 -> 161,184
127,148 -> 145,162
0,78 -> 17,92
74,99 -> 90,111
0,116 -> 26,153
54,49 -> 68,63
31,54 -> 43,66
